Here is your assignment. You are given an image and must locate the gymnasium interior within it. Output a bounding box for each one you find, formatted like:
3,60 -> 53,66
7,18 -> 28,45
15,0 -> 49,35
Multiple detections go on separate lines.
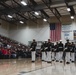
0,0 -> 76,75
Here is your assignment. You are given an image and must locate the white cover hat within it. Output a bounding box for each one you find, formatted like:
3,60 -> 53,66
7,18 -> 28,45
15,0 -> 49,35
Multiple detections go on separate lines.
60,40 -> 62,42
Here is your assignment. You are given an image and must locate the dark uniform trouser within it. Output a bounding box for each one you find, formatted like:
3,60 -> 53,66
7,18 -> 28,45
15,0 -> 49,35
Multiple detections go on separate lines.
31,51 -> 36,62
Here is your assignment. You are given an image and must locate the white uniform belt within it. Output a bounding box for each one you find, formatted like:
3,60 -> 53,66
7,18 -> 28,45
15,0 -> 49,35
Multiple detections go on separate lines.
59,47 -> 62,48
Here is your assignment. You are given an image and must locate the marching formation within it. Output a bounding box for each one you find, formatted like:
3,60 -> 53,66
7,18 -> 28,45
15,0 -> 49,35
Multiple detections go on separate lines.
30,39 -> 76,64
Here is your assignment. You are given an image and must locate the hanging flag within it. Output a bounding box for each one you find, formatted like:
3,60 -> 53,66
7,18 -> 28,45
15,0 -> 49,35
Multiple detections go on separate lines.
50,23 -> 61,42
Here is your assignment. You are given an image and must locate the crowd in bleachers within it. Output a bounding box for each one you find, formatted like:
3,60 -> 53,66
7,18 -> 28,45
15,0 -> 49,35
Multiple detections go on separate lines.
0,35 -> 31,59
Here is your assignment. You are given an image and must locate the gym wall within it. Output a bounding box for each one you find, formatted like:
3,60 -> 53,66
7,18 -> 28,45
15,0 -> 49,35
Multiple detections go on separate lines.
0,20 -> 9,37
9,19 -> 50,45
0,16 -> 76,45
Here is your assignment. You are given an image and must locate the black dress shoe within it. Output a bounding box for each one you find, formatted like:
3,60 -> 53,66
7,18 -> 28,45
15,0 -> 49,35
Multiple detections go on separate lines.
71,61 -> 74,63
42,60 -> 44,61
32,61 -> 35,62
47,61 -> 51,63
66,62 -> 70,64
52,60 -> 54,61
60,61 -> 62,63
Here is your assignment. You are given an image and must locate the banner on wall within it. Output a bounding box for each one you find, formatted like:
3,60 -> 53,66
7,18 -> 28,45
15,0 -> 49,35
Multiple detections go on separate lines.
62,24 -> 73,41
64,31 -> 70,40
62,25 -> 72,31
63,31 -> 73,40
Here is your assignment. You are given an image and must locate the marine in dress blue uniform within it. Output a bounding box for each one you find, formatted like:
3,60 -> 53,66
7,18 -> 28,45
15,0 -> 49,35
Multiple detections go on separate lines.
58,40 -> 64,63
65,39 -> 71,64
30,39 -> 37,62
47,39 -> 52,63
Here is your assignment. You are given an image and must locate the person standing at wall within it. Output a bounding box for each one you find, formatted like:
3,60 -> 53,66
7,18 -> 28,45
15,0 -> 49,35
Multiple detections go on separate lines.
30,39 -> 37,62
58,40 -> 64,63
0,47 -> 2,59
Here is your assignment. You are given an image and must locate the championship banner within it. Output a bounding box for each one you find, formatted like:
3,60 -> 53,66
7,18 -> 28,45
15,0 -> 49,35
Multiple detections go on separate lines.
62,25 -> 73,41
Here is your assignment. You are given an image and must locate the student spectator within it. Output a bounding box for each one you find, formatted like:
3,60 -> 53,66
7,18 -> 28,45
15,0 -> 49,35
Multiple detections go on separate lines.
0,34 -> 28,59
0,41 -> 2,47
7,43 -> 11,49
2,47 -> 8,59
11,48 -> 16,59
0,47 -> 2,59
16,48 -> 21,58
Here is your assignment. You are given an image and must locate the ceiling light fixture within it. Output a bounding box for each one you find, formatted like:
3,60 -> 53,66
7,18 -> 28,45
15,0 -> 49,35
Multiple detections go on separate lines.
34,12 -> 39,15
8,15 -> 13,18
43,18 -> 47,22
67,8 -> 71,11
71,16 -> 74,19
21,1 -> 27,6
20,21 -> 24,24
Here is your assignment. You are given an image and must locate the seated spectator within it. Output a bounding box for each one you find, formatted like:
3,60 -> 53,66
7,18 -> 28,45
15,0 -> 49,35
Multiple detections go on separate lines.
3,41 -> 7,47
0,41 -> 2,47
0,34 -> 28,59
2,47 -> 9,59
11,48 -> 16,59
0,47 -> 2,59
7,43 -> 11,49
8,49 -> 11,58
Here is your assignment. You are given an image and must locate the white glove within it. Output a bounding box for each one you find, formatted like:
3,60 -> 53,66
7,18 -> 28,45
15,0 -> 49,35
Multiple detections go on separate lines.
45,47 -> 48,50
65,48 -> 67,50
30,48 -> 32,51
54,49 -> 56,51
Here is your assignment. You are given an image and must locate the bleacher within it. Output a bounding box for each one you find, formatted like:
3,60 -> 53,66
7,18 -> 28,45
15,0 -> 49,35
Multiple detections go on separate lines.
0,35 -> 31,59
